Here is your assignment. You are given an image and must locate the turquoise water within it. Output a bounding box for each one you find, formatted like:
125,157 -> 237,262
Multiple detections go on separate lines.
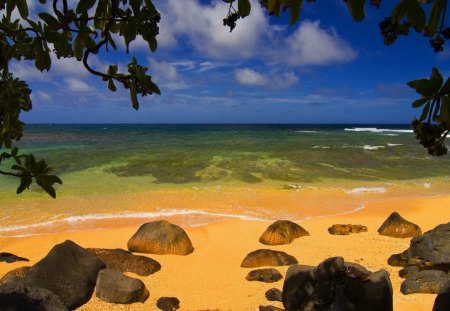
5,124 -> 450,185
0,124 -> 449,236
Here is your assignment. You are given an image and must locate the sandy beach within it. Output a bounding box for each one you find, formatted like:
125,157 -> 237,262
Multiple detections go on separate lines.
1,193 -> 449,310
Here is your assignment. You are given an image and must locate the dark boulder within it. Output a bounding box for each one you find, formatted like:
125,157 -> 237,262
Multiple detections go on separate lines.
259,220 -> 309,245
0,266 -> 31,285
328,224 -> 368,235
0,252 -> 29,263
282,257 -> 393,311
378,212 -> 421,238
241,249 -> 298,268
87,248 -> 161,276
246,268 -> 283,283
128,220 -> 194,255
433,281 -> 450,311
398,266 -> 419,278
0,282 -> 68,311
156,297 -> 180,311
387,249 -> 409,267
265,288 -> 282,302
21,240 -> 105,309
406,222 -> 450,270
95,268 -> 149,304
400,270 -> 450,294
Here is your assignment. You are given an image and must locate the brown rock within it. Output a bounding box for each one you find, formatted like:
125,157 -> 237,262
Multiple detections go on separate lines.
87,248 -> 161,276
128,220 -> 194,255
241,249 -> 298,268
259,220 -> 309,245
156,297 -> 180,311
328,224 -> 368,235
265,288 -> 282,302
378,212 -> 422,238
0,266 -> 31,285
246,268 -> 283,283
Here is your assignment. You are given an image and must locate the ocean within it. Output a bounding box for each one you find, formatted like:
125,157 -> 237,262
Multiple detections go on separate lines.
0,124 -> 449,236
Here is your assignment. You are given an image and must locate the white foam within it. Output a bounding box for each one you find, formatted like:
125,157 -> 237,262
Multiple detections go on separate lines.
295,130 -> 320,133
346,187 -> 386,194
423,182 -> 432,189
313,146 -> 331,149
363,145 -> 385,150
345,127 -> 413,134
387,143 -> 403,147
0,209 -> 268,234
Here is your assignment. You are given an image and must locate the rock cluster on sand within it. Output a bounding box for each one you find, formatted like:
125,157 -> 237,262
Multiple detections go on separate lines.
259,220 -> 309,245
378,212 -> 422,238
246,268 -> 283,283
241,249 -> 298,268
95,268 -> 149,304
282,257 -> 393,311
388,222 -> 450,296
328,224 -> 368,235
128,220 -> 194,255
0,266 -> 31,285
87,248 -> 161,276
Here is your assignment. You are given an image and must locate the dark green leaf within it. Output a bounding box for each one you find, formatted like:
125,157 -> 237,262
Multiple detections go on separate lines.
290,0 -> 303,25
267,0 -> 281,16
16,0 -> 29,18
407,79 -> 434,96
346,0 -> 366,22
38,13 -> 60,28
16,176 -> 32,194
407,0 -> 426,30
391,0 -> 409,22
412,97 -> 429,108
130,81 -> 139,110
76,0 -> 97,14
45,175 -> 63,185
108,79 -> 117,91
440,77 -> 450,95
430,67 -> 443,93
238,0 -> 251,17
419,101 -> 430,121
427,0 -> 444,36
73,34 -> 84,60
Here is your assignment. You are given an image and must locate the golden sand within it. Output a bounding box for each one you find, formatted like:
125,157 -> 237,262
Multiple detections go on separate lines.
1,194 -> 449,310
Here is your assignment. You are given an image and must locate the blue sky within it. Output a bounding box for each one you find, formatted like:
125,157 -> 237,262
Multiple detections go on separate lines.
14,0 -> 450,123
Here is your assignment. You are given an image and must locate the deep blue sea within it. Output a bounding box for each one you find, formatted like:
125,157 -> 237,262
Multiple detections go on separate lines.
0,124 -> 449,236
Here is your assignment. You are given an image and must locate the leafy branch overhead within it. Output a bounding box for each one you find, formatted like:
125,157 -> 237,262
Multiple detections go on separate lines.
0,0 -> 161,197
223,0 -> 450,155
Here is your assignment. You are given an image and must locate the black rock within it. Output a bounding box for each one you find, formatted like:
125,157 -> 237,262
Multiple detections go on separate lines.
398,266 -> 419,278
0,282 -> 68,311
282,257 -> 393,311
95,269 -> 149,304
0,252 -> 29,263
387,249 -> 409,267
401,270 -> 450,294
21,240 -> 105,309
156,297 -> 180,311
265,288 -> 282,302
87,248 -> 161,276
246,268 -> 283,283
433,281 -> 450,311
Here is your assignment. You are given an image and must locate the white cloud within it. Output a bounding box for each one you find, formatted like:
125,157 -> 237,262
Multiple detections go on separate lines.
64,78 -> 94,92
283,20 -> 357,66
154,0 -> 270,59
149,58 -> 187,90
235,68 -> 298,90
36,91 -> 52,101
235,68 -> 268,86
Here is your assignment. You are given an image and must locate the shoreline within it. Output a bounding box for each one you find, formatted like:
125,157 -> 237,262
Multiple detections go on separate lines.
1,194 -> 449,310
